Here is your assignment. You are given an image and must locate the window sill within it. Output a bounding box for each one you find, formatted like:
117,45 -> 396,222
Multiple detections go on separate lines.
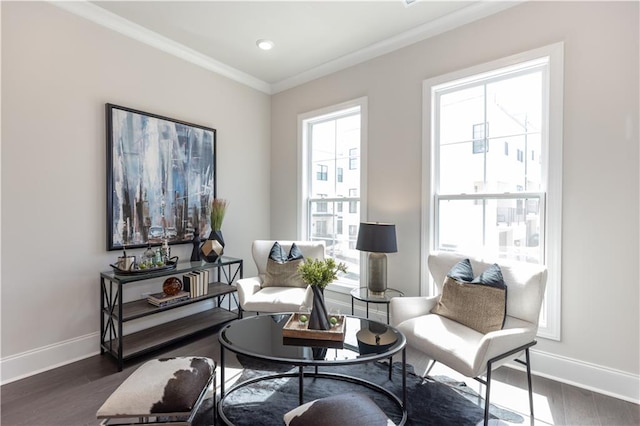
326,280 -> 358,295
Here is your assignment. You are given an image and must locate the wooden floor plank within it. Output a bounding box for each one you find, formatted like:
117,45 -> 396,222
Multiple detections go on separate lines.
562,383 -> 600,425
594,391 -> 640,426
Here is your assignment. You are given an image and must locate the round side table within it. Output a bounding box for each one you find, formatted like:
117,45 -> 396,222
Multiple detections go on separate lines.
350,287 -> 404,324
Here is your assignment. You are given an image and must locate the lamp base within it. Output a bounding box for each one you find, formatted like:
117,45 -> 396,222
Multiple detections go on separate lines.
367,252 -> 387,295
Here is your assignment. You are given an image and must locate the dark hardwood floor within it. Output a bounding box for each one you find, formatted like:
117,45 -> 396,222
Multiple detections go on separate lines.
1,326 -> 638,426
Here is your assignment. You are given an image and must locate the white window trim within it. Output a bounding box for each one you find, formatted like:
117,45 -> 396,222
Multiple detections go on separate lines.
421,43 -> 563,341
297,97 -> 368,292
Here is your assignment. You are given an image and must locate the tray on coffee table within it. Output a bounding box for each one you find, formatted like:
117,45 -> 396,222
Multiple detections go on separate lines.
282,313 -> 346,341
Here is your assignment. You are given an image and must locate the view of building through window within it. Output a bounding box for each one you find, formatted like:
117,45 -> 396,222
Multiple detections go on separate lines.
435,64 -> 545,263
304,106 -> 362,284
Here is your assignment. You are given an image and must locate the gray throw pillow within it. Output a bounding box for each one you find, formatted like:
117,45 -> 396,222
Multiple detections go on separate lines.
261,242 -> 307,288
262,258 -> 306,288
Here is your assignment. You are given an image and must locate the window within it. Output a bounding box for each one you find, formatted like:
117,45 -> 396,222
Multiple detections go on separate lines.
299,97 -> 368,288
316,220 -> 327,236
349,189 -> 358,213
317,165 -> 328,181
422,43 -> 563,340
472,123 -> 489,154
349,148 -> 359,170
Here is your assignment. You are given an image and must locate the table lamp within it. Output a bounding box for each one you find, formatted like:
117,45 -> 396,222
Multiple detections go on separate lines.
356,222 -> 397,295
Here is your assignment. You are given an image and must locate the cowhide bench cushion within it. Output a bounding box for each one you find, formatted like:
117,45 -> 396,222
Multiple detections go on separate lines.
283,392 -> 396,426
97,356 -> 215,426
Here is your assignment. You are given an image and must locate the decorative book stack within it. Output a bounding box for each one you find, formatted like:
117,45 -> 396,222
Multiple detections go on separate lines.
183,269 -> 210,298
147,290 -> 190,307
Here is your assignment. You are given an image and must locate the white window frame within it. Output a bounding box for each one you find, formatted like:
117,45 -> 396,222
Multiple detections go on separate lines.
298,97 -> 368,293
421,43 -> 563,341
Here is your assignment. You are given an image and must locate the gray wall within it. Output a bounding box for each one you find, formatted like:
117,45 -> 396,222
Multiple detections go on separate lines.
271,1 -> 639,399
1,2 -> 270,378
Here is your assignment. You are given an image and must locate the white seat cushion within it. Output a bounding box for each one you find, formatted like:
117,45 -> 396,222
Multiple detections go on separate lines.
241,286 -> 309,313
397,314 -> 535,377
397,314 -> 484,377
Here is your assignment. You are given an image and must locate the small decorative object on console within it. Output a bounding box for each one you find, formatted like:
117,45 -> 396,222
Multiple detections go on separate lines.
147,290 -> 190,307
201,198 -> 228,262
162,277 -> 182,296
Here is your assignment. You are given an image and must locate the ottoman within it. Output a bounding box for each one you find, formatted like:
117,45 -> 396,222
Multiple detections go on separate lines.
97,356 -> 216,426
283,392 -> 395,426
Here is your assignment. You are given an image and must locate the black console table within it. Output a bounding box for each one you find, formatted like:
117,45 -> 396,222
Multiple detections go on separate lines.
100,257 -> 242,370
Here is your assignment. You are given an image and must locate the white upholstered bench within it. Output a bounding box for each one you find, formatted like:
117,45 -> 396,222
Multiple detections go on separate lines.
97,357 -> 216,426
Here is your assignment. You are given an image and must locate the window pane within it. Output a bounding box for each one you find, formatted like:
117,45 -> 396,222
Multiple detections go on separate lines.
438,197 -> 542,263
309,199 -> 360,284
438,71 -> 544,196
310,115 -> 360,198
439,86 -> 485,145
439,140 -> 485,193
486,72 -> 542,140
438,199 -> 484,252
304,103 -> 362,287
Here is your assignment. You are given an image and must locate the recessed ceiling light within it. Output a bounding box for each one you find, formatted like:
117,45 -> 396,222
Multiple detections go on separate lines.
256,39 -> 274,51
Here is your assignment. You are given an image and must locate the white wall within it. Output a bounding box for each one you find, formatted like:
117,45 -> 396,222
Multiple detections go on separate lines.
1,2 -> 271,381
271,1 -> 639,401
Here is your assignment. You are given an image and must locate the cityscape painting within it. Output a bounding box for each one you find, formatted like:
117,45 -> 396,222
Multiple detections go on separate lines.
106,104 -> 216,251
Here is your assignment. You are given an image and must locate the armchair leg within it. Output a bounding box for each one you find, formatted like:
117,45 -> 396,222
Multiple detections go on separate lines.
425,360 -> 437,376
525,348 -> 534,417
483,364 -> 492,426
479,341 -> 536,426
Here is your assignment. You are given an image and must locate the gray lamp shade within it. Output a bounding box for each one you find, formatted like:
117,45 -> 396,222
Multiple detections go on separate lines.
355,223 -> 397,253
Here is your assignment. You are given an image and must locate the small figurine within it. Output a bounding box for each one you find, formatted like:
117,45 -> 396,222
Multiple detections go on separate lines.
190,227 -> 201,262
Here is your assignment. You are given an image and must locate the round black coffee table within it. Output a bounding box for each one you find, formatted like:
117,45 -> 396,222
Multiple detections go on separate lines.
218,314 -> 407,425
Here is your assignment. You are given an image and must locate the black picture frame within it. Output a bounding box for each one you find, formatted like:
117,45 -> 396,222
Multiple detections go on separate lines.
106,103 -> 216,251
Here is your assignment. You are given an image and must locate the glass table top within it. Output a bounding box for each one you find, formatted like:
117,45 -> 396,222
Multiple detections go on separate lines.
218,314 -> 405,365
350,287 -> 404,303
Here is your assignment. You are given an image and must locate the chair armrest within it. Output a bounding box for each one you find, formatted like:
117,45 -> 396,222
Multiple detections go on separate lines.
390,296 -> 439,327
473,324 -> 537,375
236,276 -> 262,307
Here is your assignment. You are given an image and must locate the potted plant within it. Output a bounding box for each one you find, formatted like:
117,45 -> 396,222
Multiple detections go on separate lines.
201,198 -> 228,262
298,258 -> 347,330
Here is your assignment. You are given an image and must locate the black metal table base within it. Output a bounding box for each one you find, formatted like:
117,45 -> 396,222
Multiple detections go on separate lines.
217,367 -> 407,426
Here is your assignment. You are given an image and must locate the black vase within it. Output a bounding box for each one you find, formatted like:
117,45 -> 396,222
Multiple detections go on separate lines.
190,228 -> 201,262
200,230 -> 225,262
308,286 -> 330,330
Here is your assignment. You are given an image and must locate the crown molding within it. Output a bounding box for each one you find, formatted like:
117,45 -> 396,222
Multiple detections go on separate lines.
51,1 -> 522,96
50,1 -> 273,94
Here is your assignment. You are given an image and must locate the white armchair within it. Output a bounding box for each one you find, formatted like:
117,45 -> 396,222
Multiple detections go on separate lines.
236,240 -> 325,317
390,251 -> 547,425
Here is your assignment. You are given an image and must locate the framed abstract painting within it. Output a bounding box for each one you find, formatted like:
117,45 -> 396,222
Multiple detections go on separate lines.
106,103 -> 216,251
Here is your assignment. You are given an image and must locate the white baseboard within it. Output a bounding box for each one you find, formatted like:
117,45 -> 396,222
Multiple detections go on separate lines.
522,349 -> 640,405
0,332 -> 99,385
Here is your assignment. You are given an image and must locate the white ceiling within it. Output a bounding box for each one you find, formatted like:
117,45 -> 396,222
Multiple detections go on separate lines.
55,1 -> 519,93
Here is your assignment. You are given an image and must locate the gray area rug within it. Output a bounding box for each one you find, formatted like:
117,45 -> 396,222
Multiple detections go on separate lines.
193,356 -> 523,425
